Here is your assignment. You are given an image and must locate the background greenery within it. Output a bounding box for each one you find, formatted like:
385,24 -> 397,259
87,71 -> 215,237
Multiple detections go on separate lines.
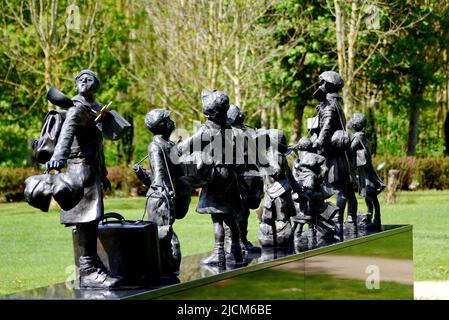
2,156 -> 449,202
1,0 -> 449,168
0,190 -> 448,296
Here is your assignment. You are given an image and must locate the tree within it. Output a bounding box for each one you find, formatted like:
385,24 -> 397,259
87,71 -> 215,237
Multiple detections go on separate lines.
367,2 -> 449,155
331,0 -> 429,117
258,0 -> 335,142
136,0 -> 281,128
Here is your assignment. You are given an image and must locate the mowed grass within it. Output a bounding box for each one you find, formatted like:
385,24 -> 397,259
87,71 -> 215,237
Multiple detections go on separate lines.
0,190 -> 448,295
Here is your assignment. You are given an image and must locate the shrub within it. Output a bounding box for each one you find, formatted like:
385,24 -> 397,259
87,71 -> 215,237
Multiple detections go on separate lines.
373,156 -> 449,190
1,156 -> 449,202
0,165 -> 148,203
0,167 -> 41,202
107,165 -> 148,197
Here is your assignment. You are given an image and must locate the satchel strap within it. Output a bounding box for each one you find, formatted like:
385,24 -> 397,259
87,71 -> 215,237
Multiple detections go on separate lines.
157,144 -> 176,198
141,189 -> 172,221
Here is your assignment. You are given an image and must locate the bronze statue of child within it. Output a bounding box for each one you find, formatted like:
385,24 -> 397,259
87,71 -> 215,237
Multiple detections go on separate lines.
226,105 -> 263,253
134,109 -> 191,274
348,113 -> 385,231
258,129 -> 299,247
45,70 -> 121,289
291,136 -> 339,248
177,89 -> 244,267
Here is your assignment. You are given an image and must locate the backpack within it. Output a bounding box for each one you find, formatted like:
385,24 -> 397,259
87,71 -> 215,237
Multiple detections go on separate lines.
32,110 -> 67,164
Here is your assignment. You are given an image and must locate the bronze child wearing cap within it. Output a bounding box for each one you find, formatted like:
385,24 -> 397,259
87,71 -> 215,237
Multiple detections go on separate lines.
312,71 -> 358,230
134,109 -> 191,275
45,70 -> 121,289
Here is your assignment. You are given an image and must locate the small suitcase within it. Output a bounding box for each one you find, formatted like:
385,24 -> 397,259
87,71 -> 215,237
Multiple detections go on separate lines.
72,212 -> 161,287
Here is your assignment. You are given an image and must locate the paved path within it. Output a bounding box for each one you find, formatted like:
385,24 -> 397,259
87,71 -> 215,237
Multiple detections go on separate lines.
414,281 -> 449,300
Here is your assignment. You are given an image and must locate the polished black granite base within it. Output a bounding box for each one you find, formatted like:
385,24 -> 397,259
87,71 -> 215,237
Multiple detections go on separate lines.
3,224 -> 413,300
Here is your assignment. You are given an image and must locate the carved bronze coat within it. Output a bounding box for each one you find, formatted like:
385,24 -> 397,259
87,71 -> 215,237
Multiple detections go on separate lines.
50,94 -> 107,225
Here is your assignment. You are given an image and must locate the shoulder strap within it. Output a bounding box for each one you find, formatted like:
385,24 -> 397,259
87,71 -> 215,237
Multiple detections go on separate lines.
157,143 -> 176,198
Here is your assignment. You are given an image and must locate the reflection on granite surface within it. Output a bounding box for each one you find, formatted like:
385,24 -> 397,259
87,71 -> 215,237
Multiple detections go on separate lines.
2,224 -> 413,300
304,230 -> 413,300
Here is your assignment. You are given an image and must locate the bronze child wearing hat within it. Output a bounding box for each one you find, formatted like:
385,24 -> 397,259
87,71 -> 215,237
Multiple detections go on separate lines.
45,70 -> 121,289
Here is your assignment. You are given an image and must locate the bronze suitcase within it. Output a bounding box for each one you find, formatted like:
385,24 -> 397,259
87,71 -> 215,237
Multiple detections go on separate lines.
73,212 -> 161,287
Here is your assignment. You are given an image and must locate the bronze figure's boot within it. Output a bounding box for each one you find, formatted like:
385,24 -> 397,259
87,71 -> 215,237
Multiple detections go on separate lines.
227,242 -> 244,264
200,242 -> 225,267
78,255 -> 122,289
367,214 -> 382,231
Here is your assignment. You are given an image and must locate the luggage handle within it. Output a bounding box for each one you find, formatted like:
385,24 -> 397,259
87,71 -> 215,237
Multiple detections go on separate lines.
102,212 -> 125,224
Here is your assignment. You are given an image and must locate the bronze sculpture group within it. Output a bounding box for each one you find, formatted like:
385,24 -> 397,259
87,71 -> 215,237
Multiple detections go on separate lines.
25,69 -> 385,290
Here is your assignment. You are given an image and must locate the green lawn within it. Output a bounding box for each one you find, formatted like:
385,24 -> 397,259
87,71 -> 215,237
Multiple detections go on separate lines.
0,190 -> 448,295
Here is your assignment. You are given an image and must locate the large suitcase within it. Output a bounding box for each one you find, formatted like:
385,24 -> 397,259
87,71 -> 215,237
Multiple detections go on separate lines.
72,212 -> 161,287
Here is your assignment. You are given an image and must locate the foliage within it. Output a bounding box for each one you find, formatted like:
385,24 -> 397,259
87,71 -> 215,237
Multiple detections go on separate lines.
366,1 -> 449,156
258,0 -> 336,142
1,0 -> 449,167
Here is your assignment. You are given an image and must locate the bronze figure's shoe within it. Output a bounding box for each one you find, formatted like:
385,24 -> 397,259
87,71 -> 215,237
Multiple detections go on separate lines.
345,214 -> 358,224
241,240 -> 261,253
78,255 -> 123,289
366,218 -> 382,231
200,242 -> 225,267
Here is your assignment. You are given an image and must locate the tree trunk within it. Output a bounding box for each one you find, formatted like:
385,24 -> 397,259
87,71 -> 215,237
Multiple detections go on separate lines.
406,100 -> 419,155
269,103 -> 275,129
344,0 -> 358,116
334,0 -> 346,79
445,112 -> 449,156
261,106 -> 268,129
44,49 -> 52,111
276,103 -> 283,130
385,169 -> 400,204
290,105 -> 304,144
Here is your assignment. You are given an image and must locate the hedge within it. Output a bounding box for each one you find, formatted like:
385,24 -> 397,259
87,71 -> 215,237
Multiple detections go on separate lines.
0,165 -> 146,203
372,156 -> 449,190
1,157 -> 449,202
